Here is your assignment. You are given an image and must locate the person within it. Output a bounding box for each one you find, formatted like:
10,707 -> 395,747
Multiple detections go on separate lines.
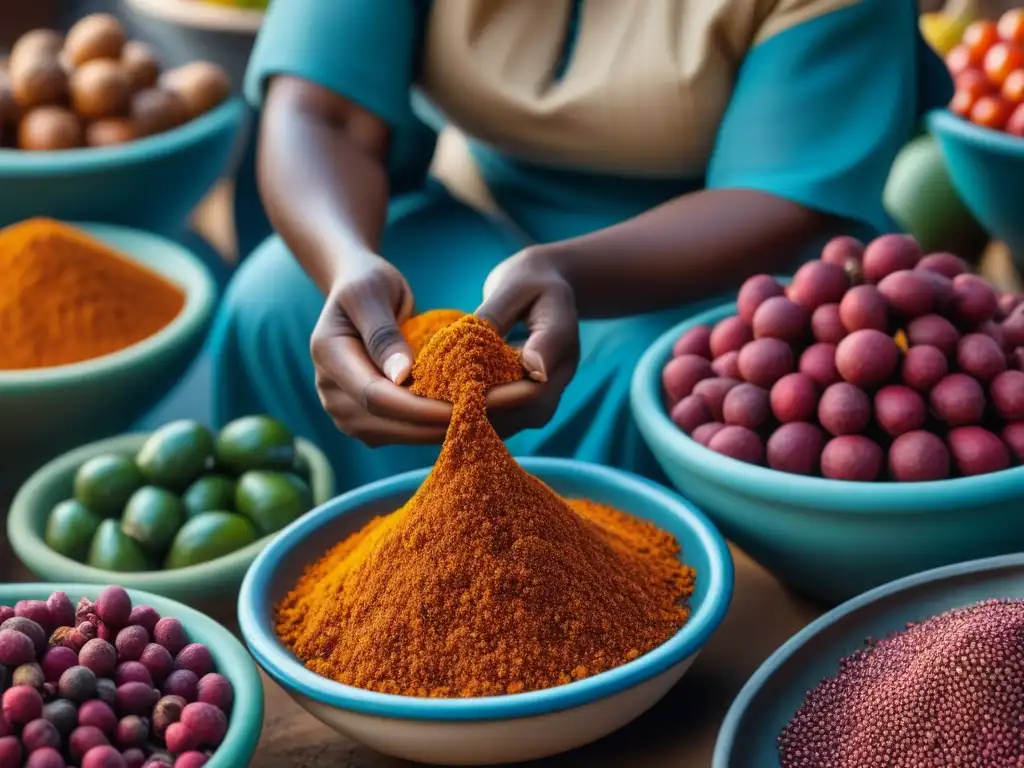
209,0 -> 951,489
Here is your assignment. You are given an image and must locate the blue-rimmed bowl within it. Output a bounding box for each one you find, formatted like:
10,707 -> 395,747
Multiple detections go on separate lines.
0,222 -> 217,492
238,458 -> 733,765
713,552 -> 1024,767
927,109 -> 1024,269
0,98 -> 247,234
631,303 -> 1024,605
0,582 -> 263,767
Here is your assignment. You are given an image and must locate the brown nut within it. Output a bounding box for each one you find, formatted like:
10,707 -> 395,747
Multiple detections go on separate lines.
160,61 -> 230,119
10,56 -> 68,108
10,30 -> 64,70
86,117 -> 137,147
63,14 -> 126,67
121,41 -> 161,92
70,59 -> 132,119
130,87 -> 188,137
18,106 -> 83,150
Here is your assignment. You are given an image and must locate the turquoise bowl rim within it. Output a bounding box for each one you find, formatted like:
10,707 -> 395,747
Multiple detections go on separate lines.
0,582 -> 264,768
0,222 -> 216,391
712,550 -> 1024,766
630,302 -> 1024,512
238,457 -> 734,722
7,432 -> 335,590
0,98 -> 246,175
927,108 -> 1024,158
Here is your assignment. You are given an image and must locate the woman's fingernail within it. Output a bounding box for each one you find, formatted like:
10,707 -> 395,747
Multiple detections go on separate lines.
383,353 -> 412,384
522,351 -> 547,382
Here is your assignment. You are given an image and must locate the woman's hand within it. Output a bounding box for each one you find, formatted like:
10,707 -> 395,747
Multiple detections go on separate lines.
310,255 -> 453,446
477,247 -> 581,437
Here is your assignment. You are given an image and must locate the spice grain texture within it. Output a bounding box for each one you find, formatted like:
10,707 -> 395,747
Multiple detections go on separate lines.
276,312 -> 695,697
0,218 -> 185,370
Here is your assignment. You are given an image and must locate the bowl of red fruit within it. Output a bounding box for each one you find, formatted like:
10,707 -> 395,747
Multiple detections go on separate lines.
929,9 -> 1024,267
631,234 -> 1024,605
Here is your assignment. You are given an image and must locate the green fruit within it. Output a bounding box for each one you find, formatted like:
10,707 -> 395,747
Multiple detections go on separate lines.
45,500 -> 102,561
884,135 -> 989,259
235,470 -> 311,536
165,512 -> 258,569
121,487 -> 185,556
87,520 -> 150,572
182,475 -> 236,518
73,454 -> 143,517
136,420 -> 215,491
215,415 -> 295,475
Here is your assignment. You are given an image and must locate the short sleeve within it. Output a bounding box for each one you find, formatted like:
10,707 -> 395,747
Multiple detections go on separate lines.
244,0 -> 437,193
707,0 -> 953,235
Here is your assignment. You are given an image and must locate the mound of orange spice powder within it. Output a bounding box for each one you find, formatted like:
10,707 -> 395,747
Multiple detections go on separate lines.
0,218 -> 185,370
275,312 -> 695,697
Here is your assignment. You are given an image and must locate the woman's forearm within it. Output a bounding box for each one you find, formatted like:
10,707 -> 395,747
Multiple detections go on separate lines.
258,76 -> 391,294
540,188 -> 831,319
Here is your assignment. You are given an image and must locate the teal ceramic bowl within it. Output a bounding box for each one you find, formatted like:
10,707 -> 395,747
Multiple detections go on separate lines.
927,109 -> 1024,269
0,98 -> 247,233
714,552 -> 1024,767
0,582 -> 263,767
7,432 -> 334,608
238,458 -> 733,765
631,303 -> 1024,605
0,223 -> 217,492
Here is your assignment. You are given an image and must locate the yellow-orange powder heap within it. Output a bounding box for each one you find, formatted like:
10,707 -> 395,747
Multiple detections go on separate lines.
276,313 -> 695,697
0,218 -> 186,370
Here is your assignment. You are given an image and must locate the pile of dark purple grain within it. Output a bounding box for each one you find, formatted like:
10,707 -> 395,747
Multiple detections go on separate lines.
779,599 -> 1024,767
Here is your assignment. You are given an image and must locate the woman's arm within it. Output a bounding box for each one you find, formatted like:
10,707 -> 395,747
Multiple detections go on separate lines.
534,189 -> 828,319
258,76 -> 390,293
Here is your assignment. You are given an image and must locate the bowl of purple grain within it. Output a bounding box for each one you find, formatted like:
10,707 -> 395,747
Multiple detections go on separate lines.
713,551 -> 1024,767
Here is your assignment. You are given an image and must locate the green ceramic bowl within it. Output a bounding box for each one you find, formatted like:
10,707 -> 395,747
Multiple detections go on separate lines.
0,582 -> 263,768
0,223 -> 217,493
7,432 -> 335,607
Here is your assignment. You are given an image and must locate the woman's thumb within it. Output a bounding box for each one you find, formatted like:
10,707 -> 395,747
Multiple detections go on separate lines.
351,300 -> 414,385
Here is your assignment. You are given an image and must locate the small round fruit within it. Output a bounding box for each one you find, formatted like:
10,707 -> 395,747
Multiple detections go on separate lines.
722,383 -> 771,430
3,685 -> 44,725
164,512 -> 258,569
811,303 -> 845,344
930,373 -> 986,426
799,343 -> 840,388
1008,101 -> 1024,135
956,68 -> 996,101
707,426 -> 765,465
947,45 -> 980,79
737,338 -> 794,389
1003,68 -> 1024,103
752,296 -> 809,342
770,373 -> 818,423
710,316 -> 753,357
1003,422 -> 1024,463
901,345 -> 948,392
877,270 -> 935,318
45,500 -> 101,562
86,119 -> 137,148
821,436 -> 884,481
906,314 -> 960,357
136,420 -> 215,491
79,639 -> 117,678
820,236 -> 864,268
737,275 -> 785,325
818,382 -> 871,437
991,370 -> 1024,420
766,422 -> 826,475
671,325 -> 711,358
947,426 -> 1011,476
999,8 -> 1024,45
70,60 -> 132,120
917,252 -> 969,279
711,351 -> 740,379
153,619 -> 189,657
691,377 -> 740,421
74,454 -> 143,518
874,385 -> 926,437
129,88 -> 187,137
18,107 -> 82,151
839,285 -> 888,333
669,395 -> 712,434
63,14 -> 126,67
862,234 -> 920,284
787,261 -> 848,310
888,431 -> 951,482
120,41 -> 160,91
952,274 -> 999,326
662,354 -> 714,403
10,30 -> 63,67
957,333 -> 1007,382
10,57 -> 68,109
835,330 -> 899,389
59,666 -> 97,704
0,629 -> 35,666
87,520 -> 149,573
215,415 -> 297,474
182,475 -> 236,518
160,61 -> 230,119
690,421 -> 726,447
121,487 -> 185,556
971,94 -> 1014,129
984,42 -> 1024,87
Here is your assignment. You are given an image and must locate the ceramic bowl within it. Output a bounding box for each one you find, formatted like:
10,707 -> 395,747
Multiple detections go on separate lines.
927,109 -> 1024,269
123,0 -> 263,93
7,432 -> 334,608
0,223 -> 217,492
238,458 -> 733,765
630,303 -> 1024,605
714,551 -> 1024,767
0,582 -> 263,767
0,98 -> 247,234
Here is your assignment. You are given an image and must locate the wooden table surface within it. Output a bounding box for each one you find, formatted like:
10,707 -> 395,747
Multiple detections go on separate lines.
0,527 -> 824,767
